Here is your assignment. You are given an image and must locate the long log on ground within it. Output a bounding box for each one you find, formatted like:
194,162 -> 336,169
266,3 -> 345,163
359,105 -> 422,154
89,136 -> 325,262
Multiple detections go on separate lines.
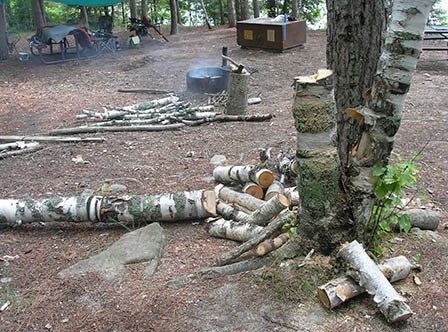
208,218 -> 265,242
0,190 -> 216,225
118,88 -> 172,94
338,240 -> 413,323
243,194 -> 290,225
216,185 -> 265,211
48,123 -> 185,135
0,143 -> 42,159
181,113 -> 273,126
217,209 -> 294,266
0,135 -> 105,143
401,208 -> 440,231
318,256 -> 413,309
214,165 -> 274,188
256,232 -> 290,256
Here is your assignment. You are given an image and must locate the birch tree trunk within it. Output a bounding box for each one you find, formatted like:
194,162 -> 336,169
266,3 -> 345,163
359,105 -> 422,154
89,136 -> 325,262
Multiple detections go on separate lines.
0,2 -> 7,61
0,190 -> 216,225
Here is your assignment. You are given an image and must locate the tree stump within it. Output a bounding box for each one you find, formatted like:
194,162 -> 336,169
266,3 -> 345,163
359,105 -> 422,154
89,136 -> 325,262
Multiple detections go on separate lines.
226,70 -> 250,115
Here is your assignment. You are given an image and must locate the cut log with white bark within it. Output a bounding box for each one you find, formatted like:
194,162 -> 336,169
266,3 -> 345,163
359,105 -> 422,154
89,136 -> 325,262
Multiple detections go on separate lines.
401,208 -> 440,231
216,200 -> 249,221
338,240 -> 413,323
256,232 -> 290,256
48,123 -> 185,135
208,218 -> 265,242
181,113 -> 272,126
317,255 -> 413,309
213,165 -> 274,188
0,142 -> 41,159
226,69 -> 250,115
264,181 -> 285,201
216,185 -> 265,211
0,136 -> 104,143
243,194 -> 290,225
243,182 -> 264,199
217,209 -> 294,266
0,190 -> 216,225
284,187 -> 300,207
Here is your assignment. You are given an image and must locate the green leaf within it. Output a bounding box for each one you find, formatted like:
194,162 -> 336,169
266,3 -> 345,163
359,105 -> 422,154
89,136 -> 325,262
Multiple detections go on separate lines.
399,214 -> 412,232
372,166 -> 386,177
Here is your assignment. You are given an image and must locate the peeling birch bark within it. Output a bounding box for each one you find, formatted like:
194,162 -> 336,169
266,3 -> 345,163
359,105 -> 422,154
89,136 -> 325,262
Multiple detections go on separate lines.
217,209 -> 294,266
213,165 -> 274,188
318,255 -> 413,309
216,185 -> 265,211
256,232 -> 290,256
208,218 -> 264,242
338,240 -> 413,323
0,190 -> 216,225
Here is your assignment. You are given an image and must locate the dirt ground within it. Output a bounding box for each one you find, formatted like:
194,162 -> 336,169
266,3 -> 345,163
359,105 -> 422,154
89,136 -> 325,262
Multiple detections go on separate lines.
0,26 -> 447,332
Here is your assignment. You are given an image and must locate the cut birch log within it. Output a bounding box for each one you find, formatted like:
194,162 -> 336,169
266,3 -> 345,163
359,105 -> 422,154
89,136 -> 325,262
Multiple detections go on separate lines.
284,187 -> 300,207
181,113 -> 272,126
216,185 -> 265,211
317,256 -> 413,309
243,182 -> 264,199
256,232 -> 290,256
243,194 -> 290,225
400,208 -> 440,231
0,136 -> 105,143
0,142 -> 41,159
117,88 -> 172,94
48,123 -> 185,135
226,69 -> 250,115
217,209 -> 294,266
264,181 -> 285,201
213,165 -> 274,188
0,190 -> 216,225
208,218 -> 265,242
338,240 -> 413,323
216,200 -> 249,221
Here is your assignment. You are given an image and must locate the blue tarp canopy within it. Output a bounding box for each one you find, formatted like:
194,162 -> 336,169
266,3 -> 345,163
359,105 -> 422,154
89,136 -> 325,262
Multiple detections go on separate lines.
51,0 -> 122,7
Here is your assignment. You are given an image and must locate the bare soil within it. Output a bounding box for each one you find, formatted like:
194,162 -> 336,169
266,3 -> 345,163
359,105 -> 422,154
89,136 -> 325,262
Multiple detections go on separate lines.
0,27 -> 447,332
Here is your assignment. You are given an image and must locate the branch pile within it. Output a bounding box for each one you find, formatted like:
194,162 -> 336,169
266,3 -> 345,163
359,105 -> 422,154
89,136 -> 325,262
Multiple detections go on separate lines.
49,94 -> 272,135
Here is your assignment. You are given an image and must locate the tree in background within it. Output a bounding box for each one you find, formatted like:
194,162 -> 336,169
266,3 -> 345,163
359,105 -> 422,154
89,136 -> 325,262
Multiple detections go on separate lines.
169,0 -> 178,34
227,0 -> 236,26
31,0 -> 46,31
0,0 -> 7,60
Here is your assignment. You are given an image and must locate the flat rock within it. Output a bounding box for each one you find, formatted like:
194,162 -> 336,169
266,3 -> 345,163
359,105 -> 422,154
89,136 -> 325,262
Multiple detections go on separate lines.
209,154 -> 227,166
58,223 -> 166,280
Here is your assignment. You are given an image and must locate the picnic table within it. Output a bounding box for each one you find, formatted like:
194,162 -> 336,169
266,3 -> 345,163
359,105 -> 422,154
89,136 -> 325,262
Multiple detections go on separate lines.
423,26 -> 448,52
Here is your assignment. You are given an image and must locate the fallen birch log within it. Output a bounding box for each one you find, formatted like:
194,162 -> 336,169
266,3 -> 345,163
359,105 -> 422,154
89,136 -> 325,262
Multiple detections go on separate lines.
242,194 -> 290,225
284,187 -> 300,207
0,135 -> 104,143
0,142 -> 41,159
208,219 -> 265,242
117,88 -> 172,94
264,181 -> 284,201
213,165 -> 274,188
180,113 -> 273,126
243,182 -> 264,199
216,185 -> 265,211
217,209 -> 294,266
318,255 -> 413,309
48,123 -> 185,135
0,190 -> 216,225
216,200 -> 250,221
256,232 -> 290,256
401,208 -> 440,231
338,240 -> 413,323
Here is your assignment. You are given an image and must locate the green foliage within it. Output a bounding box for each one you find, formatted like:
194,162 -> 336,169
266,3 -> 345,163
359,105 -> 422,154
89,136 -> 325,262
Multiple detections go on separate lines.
282,213 -> 297,236
429,0 -> 448,26
368,151 -> 422,254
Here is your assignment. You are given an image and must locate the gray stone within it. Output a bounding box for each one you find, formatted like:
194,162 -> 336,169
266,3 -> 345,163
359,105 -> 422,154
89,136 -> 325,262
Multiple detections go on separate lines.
209,154 -> 227,166
58,223 -> 166,280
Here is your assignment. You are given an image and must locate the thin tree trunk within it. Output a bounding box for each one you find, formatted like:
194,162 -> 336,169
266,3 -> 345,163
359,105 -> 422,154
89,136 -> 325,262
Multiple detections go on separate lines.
80,6 -> 89,26
176,0 -> 182,24
0,2 -> 7,61
31,0 -> 46,32
240,0 -> 249,20
291,0 -> 299,20
169,0 -> 178,34
253,0 -> 260,18
199,0 -> 212,29
218,0 -> 225,25
234,0 -> 240,20
142,0 -> 148,17
227,0 -> 236,27
130,0 -> 137,19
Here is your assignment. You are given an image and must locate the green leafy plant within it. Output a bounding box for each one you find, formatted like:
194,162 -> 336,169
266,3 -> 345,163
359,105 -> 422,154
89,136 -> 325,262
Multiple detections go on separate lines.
368,151 -> 422,254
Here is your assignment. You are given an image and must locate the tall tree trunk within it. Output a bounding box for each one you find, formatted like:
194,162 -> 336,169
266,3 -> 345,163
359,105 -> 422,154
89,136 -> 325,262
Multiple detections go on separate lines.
218,0 -> 225,24
253,0 -> 260,18
176,0 -> 182,24
80,6 -> 89,26
130,0 -> 137,19
227,0 -> 236,27
39,0 -> 46,25
141,0 -> 148,17
169,0 -> 178,34
291,0 -> 299,20
240,0 -> 249,20
0,2 -> 7,61
31,0 -> 46,32
234,0 -> 240,20
281,0 -> 436,257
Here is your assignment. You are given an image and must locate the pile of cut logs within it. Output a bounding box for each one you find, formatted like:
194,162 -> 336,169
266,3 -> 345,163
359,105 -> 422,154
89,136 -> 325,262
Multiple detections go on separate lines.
49,94 -> 271,135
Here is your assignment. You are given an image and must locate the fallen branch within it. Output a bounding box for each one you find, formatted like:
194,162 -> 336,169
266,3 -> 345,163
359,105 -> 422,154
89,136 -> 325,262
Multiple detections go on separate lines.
48,123 -> 185,135
0,135 -> 104,143
0,142 -> 41,159
117,88 -> 172,94
0,189 -> 216,225
208,218 -> 264,242
217,209 -> 294,266
216,200 -> 250,221
264,181 -> 284,201
256,232 -> 290,256
338,240 -> 413,323
317,255 -> 414,309
181,113 -> 272,126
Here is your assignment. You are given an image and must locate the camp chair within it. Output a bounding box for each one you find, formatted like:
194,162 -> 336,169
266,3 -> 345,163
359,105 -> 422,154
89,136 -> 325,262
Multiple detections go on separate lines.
91,15 -> 120,54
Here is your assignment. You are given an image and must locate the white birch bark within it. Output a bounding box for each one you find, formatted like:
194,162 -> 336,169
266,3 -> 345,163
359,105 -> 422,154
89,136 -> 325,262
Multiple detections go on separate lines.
208,218 -> 264,242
